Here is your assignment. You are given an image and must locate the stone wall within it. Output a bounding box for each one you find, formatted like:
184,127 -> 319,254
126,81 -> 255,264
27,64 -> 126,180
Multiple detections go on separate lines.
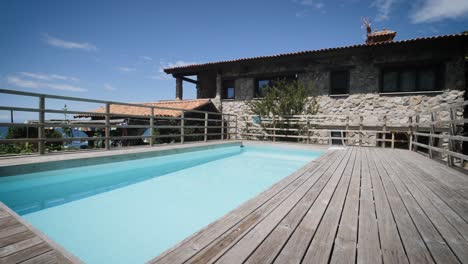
221,89 -> 465,146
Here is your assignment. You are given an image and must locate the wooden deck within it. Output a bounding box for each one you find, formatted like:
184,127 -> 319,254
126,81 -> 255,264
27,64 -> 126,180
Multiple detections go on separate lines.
150,147 -> 468,264
0,203 -> 81,263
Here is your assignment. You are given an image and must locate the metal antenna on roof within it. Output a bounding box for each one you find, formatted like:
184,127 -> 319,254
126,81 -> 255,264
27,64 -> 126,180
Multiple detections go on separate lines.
361,17 -> 372,35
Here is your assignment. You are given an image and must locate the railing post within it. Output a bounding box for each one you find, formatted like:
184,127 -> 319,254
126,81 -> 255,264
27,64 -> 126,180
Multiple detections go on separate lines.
429,112 -> 436,159
448,108 -> 456,167
413,115 -> 420,152
359,116 -> 363,147
391,132 -> 395,149
382,115 -> 387,148
235,115 -> 238,140
345,116 -> 349,145
306,116 -> 310,144
272,116 -> 276,142
408,116 -> 413,150
180,111 -> 185,144
204,112 -> 208,142
221,114 -> 224,140
38,96 -> 45,155
105,103 -> 110,150
150,107 -> 154,147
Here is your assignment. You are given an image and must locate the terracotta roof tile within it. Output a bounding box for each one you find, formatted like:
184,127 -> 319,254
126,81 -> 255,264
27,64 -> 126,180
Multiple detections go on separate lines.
75,99 -> 212,118
164,33 -> 468,73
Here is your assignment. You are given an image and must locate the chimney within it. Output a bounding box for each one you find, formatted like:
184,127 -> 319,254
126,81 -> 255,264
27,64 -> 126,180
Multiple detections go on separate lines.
366,28 -> 397,44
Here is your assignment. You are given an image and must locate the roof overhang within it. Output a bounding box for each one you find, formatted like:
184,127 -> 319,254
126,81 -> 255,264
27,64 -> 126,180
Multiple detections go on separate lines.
163,33 -> 468,75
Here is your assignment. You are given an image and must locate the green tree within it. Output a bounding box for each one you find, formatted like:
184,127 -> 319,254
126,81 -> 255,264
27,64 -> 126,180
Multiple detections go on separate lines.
247,79 -> 318,117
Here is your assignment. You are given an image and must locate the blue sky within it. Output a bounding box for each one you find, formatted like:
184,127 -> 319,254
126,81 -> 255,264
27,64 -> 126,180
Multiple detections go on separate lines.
0,0 -> 467,121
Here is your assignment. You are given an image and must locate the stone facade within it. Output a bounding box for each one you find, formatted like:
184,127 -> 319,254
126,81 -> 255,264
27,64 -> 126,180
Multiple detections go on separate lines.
165,34 -> 467,147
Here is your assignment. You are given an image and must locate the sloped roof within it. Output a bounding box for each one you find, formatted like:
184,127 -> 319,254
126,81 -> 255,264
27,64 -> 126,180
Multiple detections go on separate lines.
75,99 -> 212,118
164,33 -> 468,74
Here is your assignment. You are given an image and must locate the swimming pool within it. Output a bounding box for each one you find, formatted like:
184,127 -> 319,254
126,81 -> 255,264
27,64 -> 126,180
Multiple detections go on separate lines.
0,143 -> 324,263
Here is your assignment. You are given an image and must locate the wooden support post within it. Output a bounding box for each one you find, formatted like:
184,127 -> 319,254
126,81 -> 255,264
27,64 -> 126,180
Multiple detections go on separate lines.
408,116 -> 413,150
345,116 -> 349,145
272,116 -> 276,142
235,115 -> 238,140
38,96 -> 45,155
216,73 -> 222,99
359,116 -> 363,147
150,107 -> 154,147
10,110 -> 13,123
448,108 -> 456,167
221,114 -> 224,140
413,115 -> 420,152
105,103 -> 110,150
382,115 -> 387,148
176,77 -> 183,100
180,111 -> 185,144
306,116 -> 310,144
204,112 -> 208,142
429,112 -> 436,159
391,132 -> 395,149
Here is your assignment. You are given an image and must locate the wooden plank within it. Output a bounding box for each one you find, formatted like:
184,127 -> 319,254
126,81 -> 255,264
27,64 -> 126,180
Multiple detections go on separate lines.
0,242 -> 51,264
272,149 -> 353,264
365,148 -> 409,264
188,150 -> 349,263
0,231 -> 35,248
20,250 -> 69,264
0,236 -> 42,258
385,151 -> 468,263
233,149 -> 354,264
0,217 -> 18,231
0,203 -> 80,263
329,148 -> 362,264
357,147 -> 382,264
302,148 -> 357,263
390,151 -> 468,241
0,225 -> 28,239
377,150 -> 460,263
392,151 -> 468,222
371,148 -> 434,263
396,149 -> 468,199
150,151 -> 340,264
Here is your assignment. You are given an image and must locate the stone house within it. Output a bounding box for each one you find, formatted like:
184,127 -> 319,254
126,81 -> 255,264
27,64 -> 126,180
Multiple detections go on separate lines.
76,99 -> 221,145
163,30 -> 468,146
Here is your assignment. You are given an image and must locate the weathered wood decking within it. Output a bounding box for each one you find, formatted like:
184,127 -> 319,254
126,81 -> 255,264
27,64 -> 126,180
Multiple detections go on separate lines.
150,147 -> 468,264
0,203 -> 81,263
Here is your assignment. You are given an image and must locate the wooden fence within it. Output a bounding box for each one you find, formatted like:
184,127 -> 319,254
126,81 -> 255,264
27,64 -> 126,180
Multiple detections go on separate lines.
0,89 -> 237,155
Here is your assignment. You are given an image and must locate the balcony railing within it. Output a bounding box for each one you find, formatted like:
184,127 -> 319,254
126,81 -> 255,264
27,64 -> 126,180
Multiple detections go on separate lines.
0,89 -> 237,155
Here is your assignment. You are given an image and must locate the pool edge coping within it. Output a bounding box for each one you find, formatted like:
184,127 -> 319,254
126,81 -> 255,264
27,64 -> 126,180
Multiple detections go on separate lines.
0,201 -> 84,263
0,140 -> 243,176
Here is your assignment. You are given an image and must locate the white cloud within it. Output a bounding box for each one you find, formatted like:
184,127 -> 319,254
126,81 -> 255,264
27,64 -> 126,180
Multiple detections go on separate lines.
411,0 -> 468,23
299,0 -> 324,9
151,60 -> 198,80
43,33 -> 97,51
118,67 -> 136,72
103,83 -> 116,91
20,72 -> 79,82
141,56 -> 153,61
371,0 -> 397,21
7,75 -> 87,92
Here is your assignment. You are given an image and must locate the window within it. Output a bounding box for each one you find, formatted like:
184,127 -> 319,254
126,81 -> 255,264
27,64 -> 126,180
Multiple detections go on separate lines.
255,75 -> 297,98
330,70 -> 350,95
222,80 -> 235,99
381,64 -> 442,93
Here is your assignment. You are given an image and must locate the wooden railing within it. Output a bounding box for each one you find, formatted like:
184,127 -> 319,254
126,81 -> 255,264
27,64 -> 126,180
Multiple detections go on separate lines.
0,89 -> 237,155
239,114 -> 414,148
409,100 -> 468,169
239,100 -> 468,170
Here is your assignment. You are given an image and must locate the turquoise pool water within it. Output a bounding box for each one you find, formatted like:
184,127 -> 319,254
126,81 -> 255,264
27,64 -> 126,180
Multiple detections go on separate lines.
0,144 -> 323,264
